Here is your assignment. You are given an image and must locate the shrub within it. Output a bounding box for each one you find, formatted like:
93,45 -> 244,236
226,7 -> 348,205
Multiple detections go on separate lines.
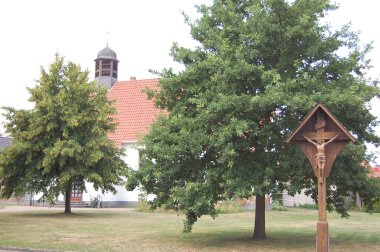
373,201 -> 380,213
215,199 -> 244,214
136,199 -> 154,212
363,201 -> 380,213
272,201 -> 288,211
298,203 -> 318,210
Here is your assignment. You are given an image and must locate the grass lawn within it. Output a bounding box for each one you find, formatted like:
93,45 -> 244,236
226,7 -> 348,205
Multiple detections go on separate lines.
0,201 -> 19,209
0,208 -> 379,251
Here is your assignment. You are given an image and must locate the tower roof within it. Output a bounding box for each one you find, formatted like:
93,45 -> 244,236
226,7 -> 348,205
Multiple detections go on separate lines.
96,45 -> 118,60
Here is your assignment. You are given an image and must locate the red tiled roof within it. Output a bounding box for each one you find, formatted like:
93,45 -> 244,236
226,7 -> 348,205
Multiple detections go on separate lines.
372,166 -> 380,178
107,78 -> 161,147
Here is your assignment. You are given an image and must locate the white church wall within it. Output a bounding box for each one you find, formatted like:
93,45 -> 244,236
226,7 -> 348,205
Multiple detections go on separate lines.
82,142 -> 142,207
23,142 -> 153,207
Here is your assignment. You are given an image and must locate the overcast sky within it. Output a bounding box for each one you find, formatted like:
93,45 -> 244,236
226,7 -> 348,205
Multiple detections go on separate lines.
0,0 -> 379,161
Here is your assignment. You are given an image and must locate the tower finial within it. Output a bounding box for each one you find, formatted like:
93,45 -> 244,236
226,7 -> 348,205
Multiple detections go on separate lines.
106,31 -> 110,47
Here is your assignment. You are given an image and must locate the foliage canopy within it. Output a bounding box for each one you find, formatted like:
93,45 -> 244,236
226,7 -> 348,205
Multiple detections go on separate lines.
0,55 -> 128,213
127,0 -> 380,237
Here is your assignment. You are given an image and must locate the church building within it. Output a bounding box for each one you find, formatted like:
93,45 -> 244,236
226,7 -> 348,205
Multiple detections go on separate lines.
79,45 -> 161,207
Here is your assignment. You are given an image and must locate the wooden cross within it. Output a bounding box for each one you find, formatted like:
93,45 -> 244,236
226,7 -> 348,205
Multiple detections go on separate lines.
286,102 -> 355,252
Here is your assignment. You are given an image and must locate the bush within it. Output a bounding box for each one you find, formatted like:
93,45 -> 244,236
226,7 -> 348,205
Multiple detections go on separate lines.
137,196 -> 244,214
136,199 -> 154,212
272,201 -> 288,211
363,201 -> 380,213
215,199 -> 244,214
135,194 -> 175,213
349,205 -> 362,212
373,201 -> 380,213
135,192 -> 154,212
298,203 -> 318,210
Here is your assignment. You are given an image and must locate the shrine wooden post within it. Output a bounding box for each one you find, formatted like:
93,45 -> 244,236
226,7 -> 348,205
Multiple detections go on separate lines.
286,102 -> 355,252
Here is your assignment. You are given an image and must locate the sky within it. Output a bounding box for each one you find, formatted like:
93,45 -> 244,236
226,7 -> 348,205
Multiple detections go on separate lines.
0,0 -> 379,161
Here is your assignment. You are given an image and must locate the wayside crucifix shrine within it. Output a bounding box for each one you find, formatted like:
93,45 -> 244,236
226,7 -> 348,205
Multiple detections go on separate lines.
286,102 -> 356,252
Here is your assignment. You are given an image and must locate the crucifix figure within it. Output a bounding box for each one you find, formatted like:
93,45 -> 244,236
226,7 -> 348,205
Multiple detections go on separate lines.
303,133 -> 340,183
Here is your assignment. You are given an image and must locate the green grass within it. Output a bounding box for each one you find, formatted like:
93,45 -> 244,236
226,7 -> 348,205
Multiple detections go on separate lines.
0,201 -> 19,209
0,208 -> 379,251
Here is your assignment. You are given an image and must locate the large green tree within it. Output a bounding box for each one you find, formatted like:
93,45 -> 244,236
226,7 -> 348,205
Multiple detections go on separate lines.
0,55 -> 127,213
127,0 -> 380,238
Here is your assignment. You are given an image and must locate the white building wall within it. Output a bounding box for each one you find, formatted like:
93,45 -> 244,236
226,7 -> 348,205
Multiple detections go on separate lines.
23,142 -> 151,207
83,142 -> 142,205
282,189 -> 315,207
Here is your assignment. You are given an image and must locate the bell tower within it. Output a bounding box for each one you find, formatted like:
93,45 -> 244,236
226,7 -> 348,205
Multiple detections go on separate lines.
95,44 -> 119,89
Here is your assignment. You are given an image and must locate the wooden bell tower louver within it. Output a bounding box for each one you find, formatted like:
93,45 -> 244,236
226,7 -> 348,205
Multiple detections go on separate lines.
95,44 -> 119,89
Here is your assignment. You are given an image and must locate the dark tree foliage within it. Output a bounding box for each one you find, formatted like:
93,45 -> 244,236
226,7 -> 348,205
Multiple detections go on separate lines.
127,0 -> 380,238
0,55 -> 128,213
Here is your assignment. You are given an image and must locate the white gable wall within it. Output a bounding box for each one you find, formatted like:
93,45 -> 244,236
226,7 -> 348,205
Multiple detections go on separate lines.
83,142 -> 143,207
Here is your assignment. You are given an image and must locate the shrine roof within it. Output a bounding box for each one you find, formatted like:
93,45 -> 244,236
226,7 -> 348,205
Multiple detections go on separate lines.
285,102 -> 356,144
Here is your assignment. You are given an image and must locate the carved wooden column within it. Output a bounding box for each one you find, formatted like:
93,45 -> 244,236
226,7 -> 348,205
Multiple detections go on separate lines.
286,102 -> 355,252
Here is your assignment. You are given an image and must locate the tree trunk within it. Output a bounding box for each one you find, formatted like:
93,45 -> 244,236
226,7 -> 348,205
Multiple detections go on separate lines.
253,194 -> 267,239
64,182 -> 72,214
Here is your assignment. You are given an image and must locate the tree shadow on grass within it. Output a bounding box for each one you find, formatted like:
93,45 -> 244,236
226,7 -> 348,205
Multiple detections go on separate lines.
179,229 -> 380,251
179,230 -> 316,251
14,211 -> 109,219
